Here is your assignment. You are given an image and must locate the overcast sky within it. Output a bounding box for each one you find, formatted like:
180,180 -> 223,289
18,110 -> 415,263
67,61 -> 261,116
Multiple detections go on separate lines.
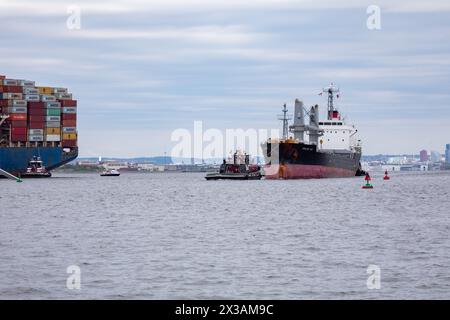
1,0 -> 449,157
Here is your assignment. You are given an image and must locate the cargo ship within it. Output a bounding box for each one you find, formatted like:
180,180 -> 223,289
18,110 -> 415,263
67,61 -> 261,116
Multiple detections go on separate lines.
262,84 -> 363,179
0,74 -> 78,176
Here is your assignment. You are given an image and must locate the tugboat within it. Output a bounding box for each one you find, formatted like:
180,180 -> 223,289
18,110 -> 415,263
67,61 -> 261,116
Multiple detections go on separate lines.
21,156 -> 52,178
205,151 -> 262,180
100,169 -> 121,177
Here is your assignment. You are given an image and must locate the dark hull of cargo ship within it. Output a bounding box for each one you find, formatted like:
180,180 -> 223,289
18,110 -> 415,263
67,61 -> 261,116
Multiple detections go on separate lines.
262,142 -> 361,179
0,147 -> 78,176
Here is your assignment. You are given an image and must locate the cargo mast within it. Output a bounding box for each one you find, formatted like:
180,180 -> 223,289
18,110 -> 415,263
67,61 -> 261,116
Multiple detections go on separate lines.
289,99 -> 306,142
323,83 -> 340,120
278,104 -> 291,140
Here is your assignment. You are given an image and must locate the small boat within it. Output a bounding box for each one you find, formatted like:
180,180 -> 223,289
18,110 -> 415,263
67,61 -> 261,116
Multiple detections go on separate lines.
100,169 -> 120,177
205,152 -> 262,180
21,156 -> 52,178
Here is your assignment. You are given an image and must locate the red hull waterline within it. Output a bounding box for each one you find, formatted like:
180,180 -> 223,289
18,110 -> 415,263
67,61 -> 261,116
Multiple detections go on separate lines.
264,164 -> 356,179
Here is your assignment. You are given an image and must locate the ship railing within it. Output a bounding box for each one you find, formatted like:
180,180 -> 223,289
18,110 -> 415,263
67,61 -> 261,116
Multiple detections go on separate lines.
5,141 -> 69,148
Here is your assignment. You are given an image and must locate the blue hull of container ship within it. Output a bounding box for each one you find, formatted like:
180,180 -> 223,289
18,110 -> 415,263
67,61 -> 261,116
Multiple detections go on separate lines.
0,147 -> 78,175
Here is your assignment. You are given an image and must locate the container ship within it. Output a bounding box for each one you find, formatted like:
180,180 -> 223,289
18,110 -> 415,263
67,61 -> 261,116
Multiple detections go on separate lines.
262,84 -> 363,179
0,74 -> 78,176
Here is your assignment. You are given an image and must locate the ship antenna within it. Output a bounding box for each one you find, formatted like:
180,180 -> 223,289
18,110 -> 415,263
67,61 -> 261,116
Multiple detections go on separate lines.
278,104 -> 292,140
322,83 -> 340,120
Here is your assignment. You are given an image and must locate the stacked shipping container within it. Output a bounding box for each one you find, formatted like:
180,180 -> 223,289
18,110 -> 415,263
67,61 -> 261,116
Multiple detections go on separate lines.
0,75 -> 77,147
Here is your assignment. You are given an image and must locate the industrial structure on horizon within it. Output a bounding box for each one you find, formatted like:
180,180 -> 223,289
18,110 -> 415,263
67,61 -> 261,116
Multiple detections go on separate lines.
362,145 -> 450,172
59,143 -> 450,174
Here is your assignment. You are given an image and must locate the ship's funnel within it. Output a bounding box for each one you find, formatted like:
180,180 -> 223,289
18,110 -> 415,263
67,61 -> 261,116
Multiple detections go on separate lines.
290,99 -> 306,142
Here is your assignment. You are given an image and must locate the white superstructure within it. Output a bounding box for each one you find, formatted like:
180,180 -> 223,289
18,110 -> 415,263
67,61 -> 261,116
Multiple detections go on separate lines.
288,83 -> 361,152
317,83 -> 360,151
318,119 -> 358,151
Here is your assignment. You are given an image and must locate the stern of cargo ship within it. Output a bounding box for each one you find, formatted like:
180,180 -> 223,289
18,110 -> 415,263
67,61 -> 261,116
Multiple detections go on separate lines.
0,146 -> 78,176
1,74 -> 79,176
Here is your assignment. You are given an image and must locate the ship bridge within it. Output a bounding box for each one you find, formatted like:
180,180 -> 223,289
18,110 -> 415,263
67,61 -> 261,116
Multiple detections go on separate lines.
316,83 -> 360,152
318,120 -> 358,151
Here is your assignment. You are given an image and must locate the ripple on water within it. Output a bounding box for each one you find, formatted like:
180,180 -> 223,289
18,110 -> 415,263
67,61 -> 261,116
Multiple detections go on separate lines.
0,171 -> 449,299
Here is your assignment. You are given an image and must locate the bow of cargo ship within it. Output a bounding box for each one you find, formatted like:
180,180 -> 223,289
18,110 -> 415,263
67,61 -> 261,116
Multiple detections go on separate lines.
0,74 -> 78,176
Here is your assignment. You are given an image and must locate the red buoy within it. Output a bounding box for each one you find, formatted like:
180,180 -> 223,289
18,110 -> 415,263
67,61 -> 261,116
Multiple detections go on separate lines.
383,170 -> 390,180
362,172 -> 373,189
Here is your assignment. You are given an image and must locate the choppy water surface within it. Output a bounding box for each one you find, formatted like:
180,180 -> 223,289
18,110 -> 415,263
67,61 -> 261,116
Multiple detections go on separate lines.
0,171 -> 449,299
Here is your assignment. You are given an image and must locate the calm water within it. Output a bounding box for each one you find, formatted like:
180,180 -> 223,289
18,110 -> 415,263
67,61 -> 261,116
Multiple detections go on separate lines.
0,171 -> 449,299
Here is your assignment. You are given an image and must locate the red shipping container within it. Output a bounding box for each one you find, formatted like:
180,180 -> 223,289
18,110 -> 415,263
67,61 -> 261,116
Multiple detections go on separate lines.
12,127 -> 27,135
0,99 -> 8,107
11,134 -> 27,142
10,120 -> 28,127
60,100 -> 77,107
29,122 -> 45,129
28,102 -> 46,109
62,113 -> 76,120
5,85 -> 23,93
0,85 -> 15,92
28,108 -> 46,116
28,115 -> 46,122
9,114 -> 27,121
62,119 -> 77,126
62,140 -> 77,147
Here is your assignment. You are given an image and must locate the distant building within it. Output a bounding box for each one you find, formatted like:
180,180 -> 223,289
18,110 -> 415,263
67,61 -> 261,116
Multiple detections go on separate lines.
137,163 -> 155,171
446,144 -> 450,164
382,164 -> 402,172
387,156 -> 409,165
400,164 -> 428,171
165,164 -> 179,171
76,160 -> 99,167
430,151 -> 441,163
102,161 -> 129,170
137,163 -> 166,172
419,149 -> 429,162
